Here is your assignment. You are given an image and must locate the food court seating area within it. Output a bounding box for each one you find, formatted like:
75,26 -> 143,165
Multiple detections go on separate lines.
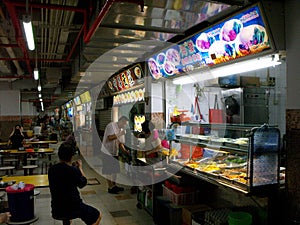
0,144 -> 59,177
0,147 -> 154,225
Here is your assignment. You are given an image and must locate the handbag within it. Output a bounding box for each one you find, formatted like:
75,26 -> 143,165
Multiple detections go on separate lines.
209,94 -> 225,123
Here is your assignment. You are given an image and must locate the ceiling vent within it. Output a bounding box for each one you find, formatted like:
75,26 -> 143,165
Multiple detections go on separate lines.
46,68 -> 62,84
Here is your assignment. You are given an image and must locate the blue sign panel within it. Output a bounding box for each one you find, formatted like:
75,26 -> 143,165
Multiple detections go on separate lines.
148,4 -> 273,80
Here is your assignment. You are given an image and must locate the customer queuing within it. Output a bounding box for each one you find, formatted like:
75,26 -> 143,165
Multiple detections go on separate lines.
48,142 -> 102,225
101,116 -> 129,194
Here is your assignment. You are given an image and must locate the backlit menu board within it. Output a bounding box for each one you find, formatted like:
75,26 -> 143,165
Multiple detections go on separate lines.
148,4 -> 273,80
107,64 -> 143,93
80,91 -> 91,104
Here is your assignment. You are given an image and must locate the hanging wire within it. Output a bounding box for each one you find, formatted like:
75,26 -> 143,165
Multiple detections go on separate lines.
25,0 -> 28,14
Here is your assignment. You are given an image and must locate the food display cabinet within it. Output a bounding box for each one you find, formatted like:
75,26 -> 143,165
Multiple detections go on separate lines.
169,123 -> 280,194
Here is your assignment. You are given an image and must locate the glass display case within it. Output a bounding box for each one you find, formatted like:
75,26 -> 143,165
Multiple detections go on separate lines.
169,123 -> 280,194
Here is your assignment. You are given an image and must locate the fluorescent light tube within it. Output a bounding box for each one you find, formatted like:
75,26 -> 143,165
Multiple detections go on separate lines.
22,15 -> 35,51
38,93 -> 42,98
34,68 -> 39,80
37,83 -> 41,91
172,54 -> 282,85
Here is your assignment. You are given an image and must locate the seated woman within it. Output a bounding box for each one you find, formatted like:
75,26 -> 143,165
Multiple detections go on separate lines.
9,124 -> 24,138
140,120 -> 162,160
8,128 -> 25,149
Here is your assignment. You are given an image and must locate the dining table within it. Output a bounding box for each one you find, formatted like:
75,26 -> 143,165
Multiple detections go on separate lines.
26,140 -> 58,148
0,148 -> 55,166
1,174 -> 49,189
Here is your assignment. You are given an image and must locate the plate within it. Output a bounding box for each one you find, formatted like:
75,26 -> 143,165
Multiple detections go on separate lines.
195,32 -> 215,52
148,58 -> 162,79
220,19 -> 243,43
163,61 -> 176,76
208,41 -> 236,63
134,66 -> 142,79
235,24 -> 269,55
166,48 -> 180,66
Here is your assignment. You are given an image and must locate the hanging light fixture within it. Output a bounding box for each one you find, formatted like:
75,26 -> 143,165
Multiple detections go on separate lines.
37,80 -> 41,91
22,0 -> 35,51
33,50 -> 39,80
34,68 -> 39,80
22,15 -> 35,51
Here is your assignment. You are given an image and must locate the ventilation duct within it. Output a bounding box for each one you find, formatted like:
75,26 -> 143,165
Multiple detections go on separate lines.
46,68 -> 62,84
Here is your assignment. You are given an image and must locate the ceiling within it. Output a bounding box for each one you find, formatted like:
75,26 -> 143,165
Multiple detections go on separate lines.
0,0 -> 253,111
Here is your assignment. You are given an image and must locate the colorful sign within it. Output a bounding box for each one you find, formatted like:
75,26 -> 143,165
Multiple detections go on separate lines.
107,64 -> 143,93
148,4 -> 272,80
79,91 -> 91,104
113,88 -> 145,105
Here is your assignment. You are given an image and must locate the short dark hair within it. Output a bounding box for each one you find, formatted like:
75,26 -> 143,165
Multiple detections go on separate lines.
13,129 -> 22,135
119,116 -> 129,122
58,142 -> 74,162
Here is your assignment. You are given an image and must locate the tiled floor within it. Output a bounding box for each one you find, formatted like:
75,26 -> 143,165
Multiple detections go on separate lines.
1,151 -> 155,225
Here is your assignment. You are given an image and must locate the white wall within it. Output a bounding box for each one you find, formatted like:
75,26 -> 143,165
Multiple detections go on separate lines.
151,82 -> 164,113
285,0 -> 300,109
0,90 -> 20,115
21,102 -> 37,116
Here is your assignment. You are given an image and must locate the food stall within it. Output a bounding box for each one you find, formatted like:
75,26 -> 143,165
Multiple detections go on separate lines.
143,3 -> 285,224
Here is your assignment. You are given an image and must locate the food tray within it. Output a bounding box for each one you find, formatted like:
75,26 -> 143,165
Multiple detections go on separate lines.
162,185 -> 200,206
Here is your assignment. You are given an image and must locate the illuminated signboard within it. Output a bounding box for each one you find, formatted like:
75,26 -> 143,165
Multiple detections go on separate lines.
74,96 -> 81,105
107,64 -> 143,93
80,91 -> 91,104
148,4 -> 273,80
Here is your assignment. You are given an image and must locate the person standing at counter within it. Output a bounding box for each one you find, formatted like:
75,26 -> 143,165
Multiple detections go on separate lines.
101,116 -> 130,194
140,120 -> 162,159
48,142 -> 102,225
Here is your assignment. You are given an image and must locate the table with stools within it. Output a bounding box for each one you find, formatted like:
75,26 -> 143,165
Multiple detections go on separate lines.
2,175 -> 49,225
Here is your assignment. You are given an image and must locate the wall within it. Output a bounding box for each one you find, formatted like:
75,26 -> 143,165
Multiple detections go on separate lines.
285,0 -> 300,223
0,90 -> 20,116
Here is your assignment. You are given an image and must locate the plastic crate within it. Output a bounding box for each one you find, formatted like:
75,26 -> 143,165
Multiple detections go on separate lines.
162,185 -> 200,206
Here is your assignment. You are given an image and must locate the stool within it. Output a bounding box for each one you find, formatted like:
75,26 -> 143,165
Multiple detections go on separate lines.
7,215 -> 39,225
52,216 -> 71,225
45,153 -> 55,161
0,166 -> 14,175
22,165 -> 38,176
26,158 -> 38,165
3,158 -> 19,168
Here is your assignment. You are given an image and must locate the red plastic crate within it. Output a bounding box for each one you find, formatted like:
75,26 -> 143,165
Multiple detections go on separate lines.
162,185 -> 200,206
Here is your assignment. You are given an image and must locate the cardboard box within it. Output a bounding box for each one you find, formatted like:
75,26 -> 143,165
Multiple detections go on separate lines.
240,76 -> 260,87
182,204 -> 212,225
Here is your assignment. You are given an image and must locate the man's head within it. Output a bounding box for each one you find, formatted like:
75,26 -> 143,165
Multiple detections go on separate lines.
141,120 -> 155,134
58,142 -> 74,162
117,116 -> 129,129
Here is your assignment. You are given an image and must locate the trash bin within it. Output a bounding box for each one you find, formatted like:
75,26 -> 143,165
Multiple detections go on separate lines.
228,211 -> 252,225
6,184 -> 35,222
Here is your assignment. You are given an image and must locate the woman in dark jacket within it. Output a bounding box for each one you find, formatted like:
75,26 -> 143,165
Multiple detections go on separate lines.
8,129 -> 25,149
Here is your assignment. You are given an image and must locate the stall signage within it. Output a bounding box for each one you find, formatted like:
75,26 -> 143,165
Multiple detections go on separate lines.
113,88 -> 145,105
107,64 -> 143,93
79,91 -> 91,104
148,4 -> 272,80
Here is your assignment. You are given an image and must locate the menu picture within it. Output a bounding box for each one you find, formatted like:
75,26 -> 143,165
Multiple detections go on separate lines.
147,4 -> 272,80
107,64 -> 144,93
